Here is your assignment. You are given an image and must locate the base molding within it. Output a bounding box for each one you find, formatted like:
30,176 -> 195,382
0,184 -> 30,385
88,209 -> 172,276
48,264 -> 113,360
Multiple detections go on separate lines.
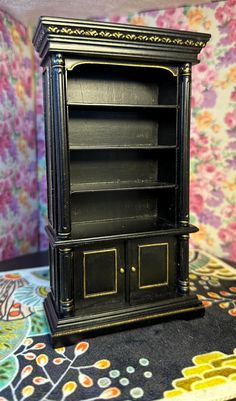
44,292 -> 205,347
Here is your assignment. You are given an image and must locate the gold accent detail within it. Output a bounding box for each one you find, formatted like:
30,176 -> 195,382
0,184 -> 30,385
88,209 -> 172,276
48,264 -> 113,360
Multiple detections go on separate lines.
120,267 -> 125,274
60,299 -> 74,306
52,305 -> 204,337
178,279 -> 190,293
138,243 -> 169,289
83,248 -> 118,298
181,235 -> 189,239
67,60 -> 177,77
47,26 -> 207,48
57,231 -> 71,237
180,220 -> 189,224
59,248 -> 71,253
52,53 -> 65,68
131,266 -> 136,273
180,63 -> 191,76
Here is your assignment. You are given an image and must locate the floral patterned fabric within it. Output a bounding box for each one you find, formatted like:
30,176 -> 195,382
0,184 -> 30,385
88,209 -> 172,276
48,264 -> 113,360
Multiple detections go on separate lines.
0,250 -> 236,401
0,1 -> 236,261
0,10 -> 39,261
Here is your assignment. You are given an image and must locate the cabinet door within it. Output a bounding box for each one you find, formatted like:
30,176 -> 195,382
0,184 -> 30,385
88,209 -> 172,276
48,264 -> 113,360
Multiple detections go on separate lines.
74,241 -> 125,315
128,236 -> 177,305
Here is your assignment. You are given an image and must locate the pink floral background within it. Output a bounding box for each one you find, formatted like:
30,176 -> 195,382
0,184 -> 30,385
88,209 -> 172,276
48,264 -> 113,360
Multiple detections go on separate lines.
0,10 -> 39,260
0,1 -> 236,261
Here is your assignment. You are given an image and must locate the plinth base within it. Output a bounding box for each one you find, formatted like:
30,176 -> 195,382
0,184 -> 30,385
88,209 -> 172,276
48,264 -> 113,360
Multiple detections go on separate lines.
44,292 -> 205,347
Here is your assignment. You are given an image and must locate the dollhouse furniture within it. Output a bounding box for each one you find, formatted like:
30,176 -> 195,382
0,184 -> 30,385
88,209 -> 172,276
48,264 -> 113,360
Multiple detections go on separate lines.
33,17 -> 210,346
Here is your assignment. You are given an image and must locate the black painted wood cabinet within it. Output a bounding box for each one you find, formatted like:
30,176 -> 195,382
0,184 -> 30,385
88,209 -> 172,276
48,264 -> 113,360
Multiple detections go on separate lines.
33,17 -> 210,346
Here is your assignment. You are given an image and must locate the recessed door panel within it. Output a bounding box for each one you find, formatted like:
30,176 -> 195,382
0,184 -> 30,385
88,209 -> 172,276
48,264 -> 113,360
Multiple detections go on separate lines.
74,241 -> 125,315
84,249 -> 117,298
129,236 -> 177,305
138,243 -> 168,289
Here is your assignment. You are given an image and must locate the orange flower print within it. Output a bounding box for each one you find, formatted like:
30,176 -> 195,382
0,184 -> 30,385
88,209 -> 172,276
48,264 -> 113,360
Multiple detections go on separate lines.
36,354 -> 49,367
228,66 -> 236,83
196,111 -> 213,130
4,273 -> 21,280
212,123 -> 221,133
33,376 -> 49,385
187,8 -> 204,27
203,20 -> 212,30
32,343 -> 46,350
207,292 -> 221,299
74,341 -> 89,356
78,372 -> 94,387
21,365 -> 33,379
62,381 -> 77,399
94,359 -> 111,369
129,15 -> 146,25
21,385 -> 35,398
99,387 -> 121,399
202,300 -> 212,308
228,309 -> 236,316
24,352 -> 36,361
219,302 -> 230,309
53,357 -> 65,365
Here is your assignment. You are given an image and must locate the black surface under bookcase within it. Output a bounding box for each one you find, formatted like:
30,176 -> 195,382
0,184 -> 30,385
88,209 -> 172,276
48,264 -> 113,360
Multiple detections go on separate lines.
33,17 -> 210,346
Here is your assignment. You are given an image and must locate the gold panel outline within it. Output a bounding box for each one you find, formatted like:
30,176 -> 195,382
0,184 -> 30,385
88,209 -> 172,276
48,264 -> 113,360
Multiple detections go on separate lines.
67,60 -> 177,77
83,248 -> 118,298
138,242 -> 169,289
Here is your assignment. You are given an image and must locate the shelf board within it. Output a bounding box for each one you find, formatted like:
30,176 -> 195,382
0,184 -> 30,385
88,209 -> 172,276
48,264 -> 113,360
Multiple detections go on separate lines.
69,145 -> 177,150
67,102 -> 178,110
46,223 -> 199,246
71,216 -> 175,239
71,182 -> 176,193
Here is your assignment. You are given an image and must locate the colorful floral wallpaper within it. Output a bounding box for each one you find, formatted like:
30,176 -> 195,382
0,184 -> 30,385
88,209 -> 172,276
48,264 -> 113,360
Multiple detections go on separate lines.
34,53 -> 48,251
101,1 -> 236,261
0,10 -> 39,261
0,0 -> 236,262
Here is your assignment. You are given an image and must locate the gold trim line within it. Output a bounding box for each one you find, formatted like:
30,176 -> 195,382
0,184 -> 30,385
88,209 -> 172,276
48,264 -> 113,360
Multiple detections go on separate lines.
67,60 -> 177,76
52,305 -> 204,337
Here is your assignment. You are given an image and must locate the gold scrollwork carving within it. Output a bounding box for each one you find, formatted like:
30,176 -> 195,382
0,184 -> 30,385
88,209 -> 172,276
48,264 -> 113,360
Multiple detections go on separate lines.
47,26 -> 207,48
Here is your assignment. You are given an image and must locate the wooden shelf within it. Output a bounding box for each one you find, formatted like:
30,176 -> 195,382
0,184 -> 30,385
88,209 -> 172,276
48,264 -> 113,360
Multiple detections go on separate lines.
71,182 -> 177,193
67,102 -> 178,110
69,145 -> 177,150
71,216 -> 175,239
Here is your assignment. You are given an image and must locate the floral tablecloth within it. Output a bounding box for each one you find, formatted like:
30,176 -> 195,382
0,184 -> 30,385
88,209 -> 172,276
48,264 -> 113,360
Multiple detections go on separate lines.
0,249 -> 236,401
